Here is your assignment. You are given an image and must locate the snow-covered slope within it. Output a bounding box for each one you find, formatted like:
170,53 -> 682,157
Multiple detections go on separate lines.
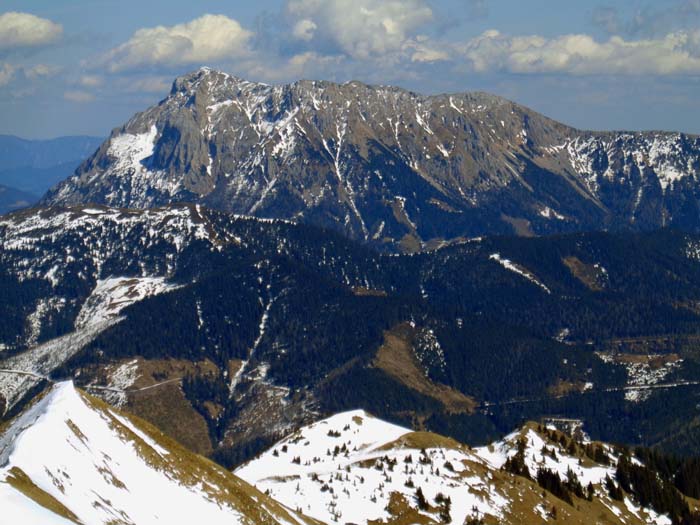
238,410 -> 681,525
0,381 -> 319,525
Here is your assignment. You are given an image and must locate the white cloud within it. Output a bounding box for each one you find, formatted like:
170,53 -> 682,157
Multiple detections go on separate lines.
25,64 -> 60,80
460,29 -> 700,75
64,90 -> 96,103
0,62 -> 58,87
100,14 -> 253,72
292,19 -> 317,41
406,36 -> 449,62
79,74 -> 103,88
0,62 -> 15,86
286,0 -> 434,59
0,12 -> 63,51
246,51 -> 343,82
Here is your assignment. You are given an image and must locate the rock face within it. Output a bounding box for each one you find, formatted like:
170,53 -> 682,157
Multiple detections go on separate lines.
43,67 -> 700,250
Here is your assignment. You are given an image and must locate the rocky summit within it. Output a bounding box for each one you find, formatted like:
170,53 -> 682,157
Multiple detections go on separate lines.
43,67 -> 700,251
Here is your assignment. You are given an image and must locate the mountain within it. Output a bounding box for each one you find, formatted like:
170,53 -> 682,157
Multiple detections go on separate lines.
43,67 -> 700,251
0,135 -> 103,196
238,409 -> 700,525
4,204 -> 700,466
0,381 -> 320,525
4,381 -> 699,525
0,184 -> 37,214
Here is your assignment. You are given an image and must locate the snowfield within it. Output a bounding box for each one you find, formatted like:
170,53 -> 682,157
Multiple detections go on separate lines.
0,382 -> 315,525
238,410 -> 674,525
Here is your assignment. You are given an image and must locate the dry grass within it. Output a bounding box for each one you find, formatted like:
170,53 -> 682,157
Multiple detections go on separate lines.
563,256 -> 605,291
96,357 -> 218,456
501,214 -> 534,237
368,492 -> 437,525
5,467 -> 82,524
81,390 -> 323,525
373,324 -> 476,414
381,431 -> 470,453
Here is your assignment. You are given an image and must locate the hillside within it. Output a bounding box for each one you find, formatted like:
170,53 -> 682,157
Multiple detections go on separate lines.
238,410 -> 700,524
43,68 -> 700,251
3,205 -> 700,465
0,381 -> 320,525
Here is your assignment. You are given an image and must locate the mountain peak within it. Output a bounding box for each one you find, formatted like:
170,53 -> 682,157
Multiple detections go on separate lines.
43,70 -> 700,250
169,67 -> 266,98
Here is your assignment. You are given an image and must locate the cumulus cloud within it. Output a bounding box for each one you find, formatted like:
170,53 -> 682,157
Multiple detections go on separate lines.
246,51 -> 344,82
459,29 -> 700,75
406,37 -> 450,62
123,76 -> 172,93
0,62 -> 59,87
285,0 -> 434,59
0,12 -> 63,52
24,63 -> 60,80
100,14 -> 253,72
292,19 -> 317,41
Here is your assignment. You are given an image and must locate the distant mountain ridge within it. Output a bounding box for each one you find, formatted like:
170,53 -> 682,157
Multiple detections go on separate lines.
0,185 -> 36,215
0,135 -> 103,197
42,67 -> 700,251
0,135 -> 103,170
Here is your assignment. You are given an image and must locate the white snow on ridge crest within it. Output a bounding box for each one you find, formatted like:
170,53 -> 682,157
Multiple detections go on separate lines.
489,253 -> 551,294
0,381 -> 300,525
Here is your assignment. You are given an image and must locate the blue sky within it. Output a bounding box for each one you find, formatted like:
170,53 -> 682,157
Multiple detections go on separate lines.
1,0 -> 699,138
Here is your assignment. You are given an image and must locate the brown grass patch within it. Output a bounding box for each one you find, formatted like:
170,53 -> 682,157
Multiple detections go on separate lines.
80,391 -> 323,525
368,492 -> 437,525
373,324 -> 476,414
563,256 -> 606,291
5,467 -> 82,524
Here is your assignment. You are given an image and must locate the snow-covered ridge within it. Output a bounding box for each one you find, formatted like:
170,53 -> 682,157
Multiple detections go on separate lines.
0,205 -> 214,286
0,381 -> 315,525
565,133 -> 700,195
0,384 -> 683,525
239,410 -> 675,525
237,410 -> 511,524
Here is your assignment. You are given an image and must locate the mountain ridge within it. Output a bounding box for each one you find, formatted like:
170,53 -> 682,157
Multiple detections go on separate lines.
0,135 -> 103,197
3,378 -> 699,525
0,380 -> 321,525
42,67 -> 700,251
